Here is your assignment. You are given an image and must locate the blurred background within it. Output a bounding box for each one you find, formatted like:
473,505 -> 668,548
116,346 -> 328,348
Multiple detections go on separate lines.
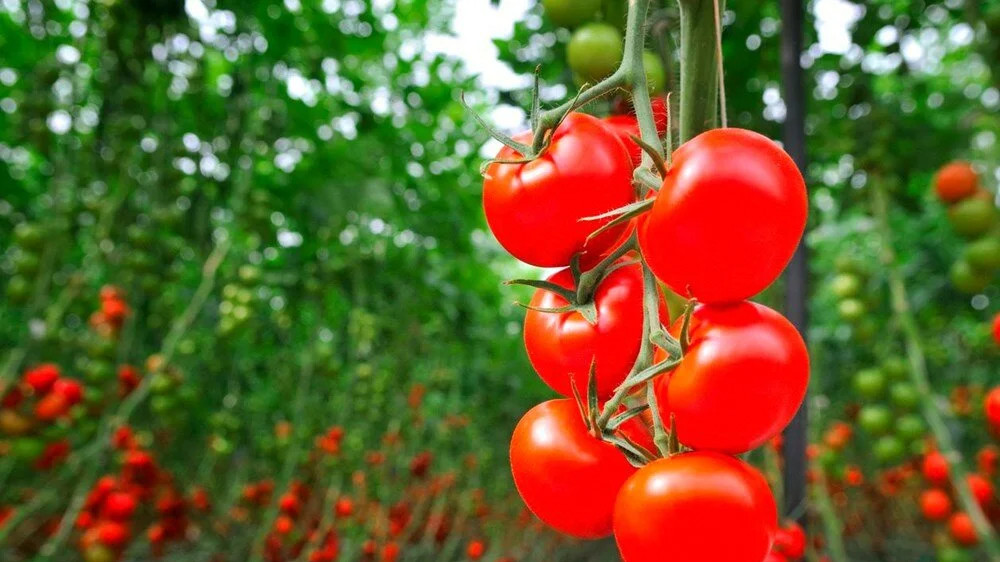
1,0 -> 1000,560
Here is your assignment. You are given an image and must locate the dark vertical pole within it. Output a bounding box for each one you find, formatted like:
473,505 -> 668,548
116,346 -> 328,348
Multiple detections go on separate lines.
781,0 -> 808,525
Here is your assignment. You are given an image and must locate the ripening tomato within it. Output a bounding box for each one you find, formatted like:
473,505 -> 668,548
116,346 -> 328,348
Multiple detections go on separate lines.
920,489 -> 952,521
509,399 -> 636,539
613,452 -> 777,562
523,261 -> 668,399
483,112 -> 634,267
949,512 -> 979,546
34,392 -> 70,421
922,451 -> 951,486
654,302 -> 809,454
773,522 -> 806,558
640,128 -> 807,304
934,161 -> 979,203
985,386 -> 1000,429
967,474 -> 994,507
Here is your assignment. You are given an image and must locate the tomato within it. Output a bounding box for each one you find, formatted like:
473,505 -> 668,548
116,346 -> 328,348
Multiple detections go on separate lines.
102,492 -> 137,521
967,474 -> 994,507
950,258 -> 992,294
837,298 -> 865,322
895,415 -> 925,441
466,540 -> 485,559
567,23 -> 623,83
873,435 -> 905,465
654,302 -> 808,454
948,512 -> 978,546
889,382 -> 919,410
640,128 -> 807,304
857,405 -> 892,435
483,112 -> 634,267
922,451 -> 950,486
603,115 -> 643,168
541,0 -> 601,28
24,364 -> 60,394
34,392 -> 70,421
992,315 -> 1000,347
830,273 -> 861,299
509,399 -> 636,538
763,554 -> 789,562
920,488 -> 952,521
613,452 -> 777,562
53,378 -> 83,405
978,445 -> 999,476
985,386 -> 1000,428
964,236 -> 1000,271
852,368 -> 885,399
523,261 -> 668,399
948,197 -> 996,239
934,161 -> 979,203
773,522 -> 806,558
642,51 -> 665,94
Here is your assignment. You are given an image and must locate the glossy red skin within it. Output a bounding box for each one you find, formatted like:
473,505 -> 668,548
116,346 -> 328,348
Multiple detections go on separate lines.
920,488 -> 952,521
922,451 -> 950,486
992,314 -> 1000,346
640,128 -> 807,304
967,474 -> 994,507
613,452 -> 777,562
986,386 -> 1000,429
483,112 -> 634,267
509,399 -> 637,539
654,302 -> 809,453
949,512 -> 979,546
524,262 -> 669,399
773,522 -> 806,558
603,115 -> 643,167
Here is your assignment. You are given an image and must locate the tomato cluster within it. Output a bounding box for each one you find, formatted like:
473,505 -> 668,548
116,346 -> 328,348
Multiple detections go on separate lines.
932,162 -> 1000,294
482,71 -> 809,557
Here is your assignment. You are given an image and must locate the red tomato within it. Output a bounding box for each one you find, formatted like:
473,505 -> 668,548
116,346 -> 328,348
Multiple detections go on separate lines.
967,474 -> 994,507
764,554 -> 790,562
53,378 -> 83,405
34,392 -> 70,421
101,492 -> 137,521
509,399 -> 636,538
948,512 -> 978,546
978,445 -> 999,476
922,451 -> 950,486
523,261 -> 668,399
919,488 -> 952,521
603,115 -> 643,167
934,161 -> 979,203
483,112 -> 634,267
986,386 -> 1000,429
654,302 -> 809,453
640,128 -> 807,304
991,314 -> 1000,346
613,452 -> 777,562
96,520 -> 130,548
24,364 -> 60,394
773,521 -> 806,558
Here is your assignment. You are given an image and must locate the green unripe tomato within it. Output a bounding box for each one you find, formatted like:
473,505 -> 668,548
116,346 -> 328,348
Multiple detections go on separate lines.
838,298 -> 865,321
858,405 -> 892,435
950,258 -> 992,294
541,0 -> 601,28
910,438 -> 927,457
13,222 -> 45,250
6,275 -> 31,303
937,546 -> 973,562
149,373 -> 174,394
642,51 -> 665,94
834,254 -> 865,275
11,437 -> 45,461
83,544 -> 116,562
853,368 -> 886,399
567,23 -> 623,83
873,435 -> 906,465
948,197 -> 996,238
881,356 -> 908,380
830,273 -> 862,299
964,236 -> 1000,272
889,382 -> 920,411
150,394 -> 175,414
894,414 -> 925,441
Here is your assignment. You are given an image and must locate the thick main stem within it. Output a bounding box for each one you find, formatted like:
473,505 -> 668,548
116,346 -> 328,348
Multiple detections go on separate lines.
869,180 -> 1000,559
677,0 -> 719,142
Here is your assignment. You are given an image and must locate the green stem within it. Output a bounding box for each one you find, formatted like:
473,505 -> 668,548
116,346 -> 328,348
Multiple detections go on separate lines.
869,180 -> 1000,559
812,472 -> 849,562
677,0 -> 719,142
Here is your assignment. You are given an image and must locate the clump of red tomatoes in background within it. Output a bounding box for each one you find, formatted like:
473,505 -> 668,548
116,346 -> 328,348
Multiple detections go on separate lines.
933,162 -> 1000,295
